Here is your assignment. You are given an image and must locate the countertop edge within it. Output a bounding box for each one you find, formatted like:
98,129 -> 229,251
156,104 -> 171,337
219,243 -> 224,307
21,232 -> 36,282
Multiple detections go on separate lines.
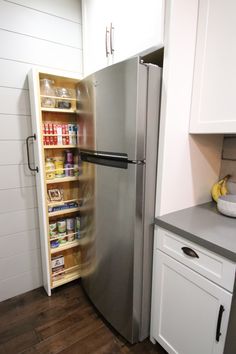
155,217 -> 236,263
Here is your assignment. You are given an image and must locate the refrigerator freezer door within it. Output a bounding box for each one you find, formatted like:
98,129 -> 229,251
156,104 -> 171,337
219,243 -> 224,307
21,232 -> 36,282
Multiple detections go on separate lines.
78,57 -> 148,161
81,159 -> 145,343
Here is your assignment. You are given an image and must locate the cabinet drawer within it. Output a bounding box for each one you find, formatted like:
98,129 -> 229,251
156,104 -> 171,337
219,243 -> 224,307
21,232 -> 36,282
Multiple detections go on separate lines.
155,227 -> 236,292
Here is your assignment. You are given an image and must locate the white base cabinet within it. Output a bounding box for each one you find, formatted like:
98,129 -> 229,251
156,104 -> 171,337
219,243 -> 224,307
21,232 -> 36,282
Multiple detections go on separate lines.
151,227 -> 236,354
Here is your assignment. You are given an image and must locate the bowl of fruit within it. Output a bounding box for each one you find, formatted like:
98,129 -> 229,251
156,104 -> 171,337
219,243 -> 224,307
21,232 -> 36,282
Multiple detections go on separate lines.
211,175 -> 236,217
217,194 -> 236,217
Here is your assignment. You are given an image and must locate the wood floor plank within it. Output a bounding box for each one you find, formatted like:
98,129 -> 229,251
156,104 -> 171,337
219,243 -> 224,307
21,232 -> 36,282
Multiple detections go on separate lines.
35,303 -> 94,341
0,281 -> 167,354
23,312 -> 104,354
0,300 -> 80,345
58,325 -> 118,354
0,344 -> 6,354
4,329 -> 38,354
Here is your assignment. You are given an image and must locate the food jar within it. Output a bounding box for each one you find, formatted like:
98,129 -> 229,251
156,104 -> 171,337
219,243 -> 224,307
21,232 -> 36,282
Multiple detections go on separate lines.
45,158 -> 55,180
54,158 -> 64,178
40,79 -> 55,108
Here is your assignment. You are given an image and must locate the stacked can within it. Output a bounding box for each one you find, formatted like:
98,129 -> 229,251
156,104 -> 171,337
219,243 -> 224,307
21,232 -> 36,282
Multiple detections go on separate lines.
65,150 -> 74,177
66,218 -> 75,241
75,216 -> 81,239
43,123 -> 79,146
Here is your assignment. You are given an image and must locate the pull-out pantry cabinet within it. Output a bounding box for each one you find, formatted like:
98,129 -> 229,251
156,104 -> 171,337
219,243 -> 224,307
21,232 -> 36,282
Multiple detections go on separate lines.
151,227 -> 236,354
28,69 -> 95,295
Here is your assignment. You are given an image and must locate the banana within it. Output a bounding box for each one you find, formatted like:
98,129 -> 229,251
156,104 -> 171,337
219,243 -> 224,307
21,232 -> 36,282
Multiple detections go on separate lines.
211,175 -> 230,202
220,179 -> 229,196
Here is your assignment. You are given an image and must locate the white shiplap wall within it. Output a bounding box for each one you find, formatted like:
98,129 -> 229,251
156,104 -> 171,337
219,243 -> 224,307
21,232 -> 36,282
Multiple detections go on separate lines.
0,0 -> 83,302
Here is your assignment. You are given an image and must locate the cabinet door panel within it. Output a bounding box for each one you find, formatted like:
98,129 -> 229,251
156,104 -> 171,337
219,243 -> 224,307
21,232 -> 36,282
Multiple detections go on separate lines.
82,0 -> 110,75
82,0 -> 165,75
112,0 -> 164,64
151,250 -> 232,354
190,0 -> 236,133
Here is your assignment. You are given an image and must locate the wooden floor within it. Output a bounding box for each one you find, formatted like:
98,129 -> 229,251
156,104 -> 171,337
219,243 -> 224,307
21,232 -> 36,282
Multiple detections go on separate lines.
0,281 -> 167,354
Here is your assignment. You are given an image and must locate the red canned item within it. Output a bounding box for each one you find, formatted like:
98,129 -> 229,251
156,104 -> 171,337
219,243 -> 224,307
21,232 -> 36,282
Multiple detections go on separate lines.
45,136 -> 50,145
49,123 -> 53,135
43,136 -> 46,145
53,124 -> 57,135
45,123 -> 49,134
66,136 -> 70,145
62,124 -> 66,135
53,136 -> 58,145
50,136 -> 54,145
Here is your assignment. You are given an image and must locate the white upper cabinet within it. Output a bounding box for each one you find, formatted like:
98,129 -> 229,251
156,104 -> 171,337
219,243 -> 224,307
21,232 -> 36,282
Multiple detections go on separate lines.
190,0 -> 236,133
82,0 -> 165,76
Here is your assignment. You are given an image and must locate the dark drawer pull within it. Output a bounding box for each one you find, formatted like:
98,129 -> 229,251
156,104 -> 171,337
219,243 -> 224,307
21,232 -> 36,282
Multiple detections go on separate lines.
216,305 -> 225,342
181,247 -> 199,258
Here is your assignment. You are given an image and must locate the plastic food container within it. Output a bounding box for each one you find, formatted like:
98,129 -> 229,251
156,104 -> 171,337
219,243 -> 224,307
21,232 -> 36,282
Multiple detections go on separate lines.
40,79 -> 55,108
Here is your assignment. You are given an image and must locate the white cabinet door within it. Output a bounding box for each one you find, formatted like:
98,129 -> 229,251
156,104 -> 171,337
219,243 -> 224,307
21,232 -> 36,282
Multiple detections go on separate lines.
111,0 -> 165,65
151,250 -> 232,354
82,0 -> 165,76
82,0 -> 111,76
190,0 -> 236,133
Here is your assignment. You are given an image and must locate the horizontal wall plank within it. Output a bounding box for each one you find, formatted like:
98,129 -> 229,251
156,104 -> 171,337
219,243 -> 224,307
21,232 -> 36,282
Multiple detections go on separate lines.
0,114 -> 32,140
0,59 -> 82,90
0,141 -> 29,165
0,208 -> 39,237
0,59 -> 30,89
0,248 -> 41,281
0,186 -> 37,214
0,164 -> 35,190
0,87 -> 30,115
6,0 -> 82,23
0,267 -> 42,302
0,1 -> 82,48
0,30 -> 82,73
0,229 -> 40,258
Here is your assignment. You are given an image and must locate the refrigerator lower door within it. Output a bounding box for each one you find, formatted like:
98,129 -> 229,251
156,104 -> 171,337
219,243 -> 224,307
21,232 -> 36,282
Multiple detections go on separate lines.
81,159 -> 145,343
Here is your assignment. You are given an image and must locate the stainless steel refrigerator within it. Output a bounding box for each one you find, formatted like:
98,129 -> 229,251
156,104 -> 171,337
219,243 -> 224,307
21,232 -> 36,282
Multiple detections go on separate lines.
77,56 -> 162,343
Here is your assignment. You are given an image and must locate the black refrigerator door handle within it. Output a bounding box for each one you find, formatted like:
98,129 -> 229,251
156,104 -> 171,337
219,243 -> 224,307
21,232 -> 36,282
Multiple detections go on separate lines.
26,134 -> 39,173
80,151 -> 128,169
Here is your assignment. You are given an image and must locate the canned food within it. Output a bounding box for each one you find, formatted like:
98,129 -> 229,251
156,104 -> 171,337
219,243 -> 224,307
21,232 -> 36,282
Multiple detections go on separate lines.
65,150 -> 73,163
73,164 -> 79,176
57,220 -> 66,233
75,216 -> 81,239
45,158 -> 55,179
65,163 -> 73,176
67,233 -> 75,242
58,232 -> 67,244
58,231 -> 67,238
66,218 -> 75,231
54,158 -> 64,177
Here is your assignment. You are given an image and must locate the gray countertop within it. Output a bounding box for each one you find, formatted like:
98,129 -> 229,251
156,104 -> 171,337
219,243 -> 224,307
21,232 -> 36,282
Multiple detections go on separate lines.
155,202 -> 236,262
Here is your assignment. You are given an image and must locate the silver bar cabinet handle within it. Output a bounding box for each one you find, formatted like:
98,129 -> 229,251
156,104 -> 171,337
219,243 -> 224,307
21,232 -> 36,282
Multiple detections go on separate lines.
105,26 -> 110,57
110,22 -> 114,54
